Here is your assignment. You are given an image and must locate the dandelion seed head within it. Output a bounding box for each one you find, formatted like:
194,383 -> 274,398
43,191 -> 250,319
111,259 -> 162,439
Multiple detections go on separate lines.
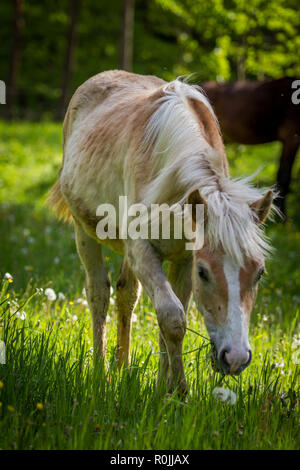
45,288 -> 56,301
212,387 -> 237,405
16,311 -> 26,320
58,292 -> 65,301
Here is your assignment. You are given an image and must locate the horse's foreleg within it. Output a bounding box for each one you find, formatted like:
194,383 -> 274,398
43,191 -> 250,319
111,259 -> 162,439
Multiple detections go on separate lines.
74,221 -> 110,360
276,140 -> 299,216
157,260 -> 193,386
126,240 -> 187,395
116,258 -> 141,367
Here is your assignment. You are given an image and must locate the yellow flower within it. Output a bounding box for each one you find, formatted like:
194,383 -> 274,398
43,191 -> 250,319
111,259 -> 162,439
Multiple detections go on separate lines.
36,402 -> 44,410
69,301 -> 74,306
8,278 -> 13,284
0,380 -> 3,389
7,405 -> 15,412
84,328 -> 89,334
6,293 -> 10,299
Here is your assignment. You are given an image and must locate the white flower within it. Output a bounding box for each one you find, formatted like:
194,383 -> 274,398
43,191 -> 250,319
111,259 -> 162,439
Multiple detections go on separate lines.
275,359 -> 285,368
72,315 -> 78,321
212,387 -> 237,405
76,297 -> 88,307
82,287 -> 86,297
106,314 -> 111,323
45,288 -> 56,301
4,272 -> 13,281
58,292 -> 66,301
132,313 -> 138,323
110,297 -> 115,305
54,257 -> 60,264
28,236 -> 35,244
292,335 -> 300,348
110,286 -> 114,296
17,311 -> 26,320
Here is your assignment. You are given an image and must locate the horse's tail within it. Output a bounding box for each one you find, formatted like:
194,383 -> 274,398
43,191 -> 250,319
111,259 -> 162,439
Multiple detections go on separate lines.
47,176 -> 73,223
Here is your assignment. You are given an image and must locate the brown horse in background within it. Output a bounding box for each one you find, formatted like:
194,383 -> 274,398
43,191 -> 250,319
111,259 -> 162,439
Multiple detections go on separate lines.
203,78 -> 300,215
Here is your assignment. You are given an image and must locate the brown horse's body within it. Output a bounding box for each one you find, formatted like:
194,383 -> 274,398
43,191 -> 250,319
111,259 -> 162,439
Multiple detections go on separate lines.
203,78 -> 300,214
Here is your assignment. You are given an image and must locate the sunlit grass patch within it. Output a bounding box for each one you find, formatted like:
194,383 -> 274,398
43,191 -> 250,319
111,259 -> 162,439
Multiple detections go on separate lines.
0,279 -> 299,449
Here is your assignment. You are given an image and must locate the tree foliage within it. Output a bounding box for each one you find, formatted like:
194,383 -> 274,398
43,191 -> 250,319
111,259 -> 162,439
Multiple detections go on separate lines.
0,0 -> 299,118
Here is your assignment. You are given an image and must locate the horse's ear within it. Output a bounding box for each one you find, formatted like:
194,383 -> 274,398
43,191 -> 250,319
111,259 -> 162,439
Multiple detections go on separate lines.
187,189 -> 208,223
250,190 -> 273,224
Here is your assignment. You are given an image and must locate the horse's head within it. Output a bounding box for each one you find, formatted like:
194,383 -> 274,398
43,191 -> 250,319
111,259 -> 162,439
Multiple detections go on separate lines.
188,188 -> 274,375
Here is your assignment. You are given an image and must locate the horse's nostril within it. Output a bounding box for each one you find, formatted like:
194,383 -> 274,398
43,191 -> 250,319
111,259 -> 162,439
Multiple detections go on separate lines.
238,349 -> 252,373
245,349 -> 252,367
219,348 -> 230,371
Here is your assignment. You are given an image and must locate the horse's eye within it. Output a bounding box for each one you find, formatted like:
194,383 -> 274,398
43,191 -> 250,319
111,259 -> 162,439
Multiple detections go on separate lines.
255,267 -> 265,283
198,266 -> 209,282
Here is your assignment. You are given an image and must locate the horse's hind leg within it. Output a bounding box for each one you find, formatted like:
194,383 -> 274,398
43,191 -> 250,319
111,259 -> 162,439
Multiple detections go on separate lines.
116,258 -> 141,367
74,221 -> 110,360
168,260 -> 193,313
276,140 -> 299,216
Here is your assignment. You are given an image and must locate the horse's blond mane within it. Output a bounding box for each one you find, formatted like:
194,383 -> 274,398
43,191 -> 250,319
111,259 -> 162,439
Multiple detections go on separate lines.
141,79 -> 274,265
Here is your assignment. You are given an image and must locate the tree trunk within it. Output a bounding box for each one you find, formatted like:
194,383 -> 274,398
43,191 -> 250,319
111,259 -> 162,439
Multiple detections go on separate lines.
120,0 -> 135,71
57,0 -> 80,120
4,0 -> 24,120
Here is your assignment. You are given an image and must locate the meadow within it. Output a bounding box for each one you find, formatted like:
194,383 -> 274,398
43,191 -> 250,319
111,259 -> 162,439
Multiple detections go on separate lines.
0,121 -> 299,449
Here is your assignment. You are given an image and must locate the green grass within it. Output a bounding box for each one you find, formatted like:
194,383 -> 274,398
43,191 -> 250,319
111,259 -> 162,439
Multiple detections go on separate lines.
0,121 -> 299,449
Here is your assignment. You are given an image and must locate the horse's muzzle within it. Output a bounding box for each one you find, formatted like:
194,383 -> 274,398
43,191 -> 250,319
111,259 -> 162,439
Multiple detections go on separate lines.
210,344 -> 252,375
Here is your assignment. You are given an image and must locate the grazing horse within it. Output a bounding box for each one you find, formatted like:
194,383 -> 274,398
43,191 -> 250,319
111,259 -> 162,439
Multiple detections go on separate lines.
202,78 -> 300,216
48,70 -> 274,395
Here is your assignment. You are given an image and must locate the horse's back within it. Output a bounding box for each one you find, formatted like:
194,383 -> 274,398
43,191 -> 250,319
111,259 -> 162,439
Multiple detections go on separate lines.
203,78 -> 299,144
63,70 -> 165,145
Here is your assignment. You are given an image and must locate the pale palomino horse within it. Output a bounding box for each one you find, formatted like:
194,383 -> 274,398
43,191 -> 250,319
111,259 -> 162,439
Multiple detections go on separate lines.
49,70 -> 274,395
